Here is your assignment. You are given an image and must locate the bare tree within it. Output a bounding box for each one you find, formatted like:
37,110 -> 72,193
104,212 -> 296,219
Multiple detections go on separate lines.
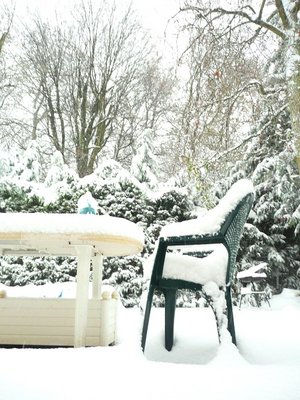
137,59 -> 175,131
19,19 -> 73,159
181,0 -> 300,171
0,3 -> 13,56
163,19 -> 265,188
111,56 -> 175,168
20,1 -> 153,177
0,4 -> 14,131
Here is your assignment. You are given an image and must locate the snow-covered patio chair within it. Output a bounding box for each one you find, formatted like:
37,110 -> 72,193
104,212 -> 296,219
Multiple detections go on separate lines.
141,179 -> 254,352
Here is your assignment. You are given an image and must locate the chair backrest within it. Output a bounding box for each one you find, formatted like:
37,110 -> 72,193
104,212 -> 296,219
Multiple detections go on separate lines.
151,179 -> 254,288
220,192 -> 254,284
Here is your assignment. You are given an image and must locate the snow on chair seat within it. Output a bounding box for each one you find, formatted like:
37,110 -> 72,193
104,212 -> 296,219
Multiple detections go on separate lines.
141,179 -> 254,352
162,244 -> 228,287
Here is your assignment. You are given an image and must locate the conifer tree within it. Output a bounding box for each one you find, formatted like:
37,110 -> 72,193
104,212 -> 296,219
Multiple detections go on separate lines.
219,109 -> 300,291
130,129 -> 159,189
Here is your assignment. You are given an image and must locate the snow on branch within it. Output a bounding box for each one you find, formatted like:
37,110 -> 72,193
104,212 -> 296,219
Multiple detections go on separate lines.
199,104 -> 288,169
181,3 -> 286,39
201,80 -> 279,110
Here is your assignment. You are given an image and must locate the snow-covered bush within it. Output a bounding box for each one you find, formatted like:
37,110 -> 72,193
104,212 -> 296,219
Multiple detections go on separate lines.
0,181 -> 44,212
130,128 -> 159,190
0,154 -> 194,306
102,255 -> 144,307
0,256 -> 76,286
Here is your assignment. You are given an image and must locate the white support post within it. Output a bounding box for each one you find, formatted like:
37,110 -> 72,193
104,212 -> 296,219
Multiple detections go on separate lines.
74,245 -> 93,348
92,253 -> 103,299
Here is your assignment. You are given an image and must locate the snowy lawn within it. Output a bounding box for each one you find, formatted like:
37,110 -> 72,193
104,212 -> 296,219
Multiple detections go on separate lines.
0,287 -> 299,400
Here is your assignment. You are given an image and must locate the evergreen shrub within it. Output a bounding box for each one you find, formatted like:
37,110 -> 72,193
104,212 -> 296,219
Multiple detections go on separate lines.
0,160 -> 194,307
221,109 -> 300,293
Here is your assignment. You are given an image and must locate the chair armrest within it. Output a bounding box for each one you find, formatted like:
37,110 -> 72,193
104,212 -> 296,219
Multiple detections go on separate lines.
150,234 -> 227,283
150,234 -> 228,285
162,233 -> 225,247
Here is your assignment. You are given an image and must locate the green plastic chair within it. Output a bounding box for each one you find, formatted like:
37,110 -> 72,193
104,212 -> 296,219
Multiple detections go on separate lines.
141,179 -> 254,352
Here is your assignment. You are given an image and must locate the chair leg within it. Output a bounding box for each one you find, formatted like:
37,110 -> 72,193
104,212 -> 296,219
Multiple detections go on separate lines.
204,293 -> 221,344
226,286 -> 237,345
164,289 -> 177,351
141,285 -> 155,352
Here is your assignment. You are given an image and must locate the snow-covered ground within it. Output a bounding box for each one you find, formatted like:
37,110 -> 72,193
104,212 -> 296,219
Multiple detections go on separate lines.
0,286 -> 299,400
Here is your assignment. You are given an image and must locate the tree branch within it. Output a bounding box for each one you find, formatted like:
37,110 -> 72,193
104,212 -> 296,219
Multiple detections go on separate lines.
199,104 -> 288,169
275,0 -> 290,29
290,0 -> 300,22
258,0 -> 267,19
181,4 -> 286,39
192,80 -> 282,112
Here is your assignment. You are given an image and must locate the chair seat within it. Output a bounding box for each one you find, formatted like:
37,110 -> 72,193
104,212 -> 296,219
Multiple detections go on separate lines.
162,244 -> 228,287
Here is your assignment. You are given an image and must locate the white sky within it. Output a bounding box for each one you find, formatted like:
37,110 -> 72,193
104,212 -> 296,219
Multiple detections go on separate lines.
12,0 -> 181,38
10,0 -> 182,61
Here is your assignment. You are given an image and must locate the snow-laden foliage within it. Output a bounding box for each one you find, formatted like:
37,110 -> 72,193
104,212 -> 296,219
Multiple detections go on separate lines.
0,256 -> 76,286
218,109 -> 300,292
0,149 -> 15,179
130,129 -> 159,189
0,153 -> 194,307
13,140 -> 41,183
0,140 -> 42,184
0,114 -> 299,306
0,141 -> 45,212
